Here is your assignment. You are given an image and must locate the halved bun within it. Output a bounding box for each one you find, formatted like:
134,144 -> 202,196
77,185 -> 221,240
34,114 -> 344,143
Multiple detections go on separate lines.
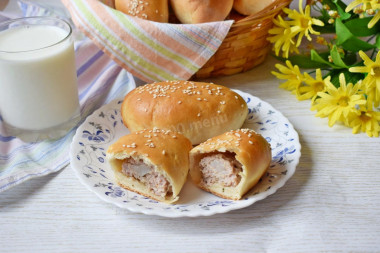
107,128 -> 192,203
189,129 -> 271,200
121,80 -> 248,145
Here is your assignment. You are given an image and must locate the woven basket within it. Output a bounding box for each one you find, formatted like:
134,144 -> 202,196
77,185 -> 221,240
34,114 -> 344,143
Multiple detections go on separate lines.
195,0 -> 291,79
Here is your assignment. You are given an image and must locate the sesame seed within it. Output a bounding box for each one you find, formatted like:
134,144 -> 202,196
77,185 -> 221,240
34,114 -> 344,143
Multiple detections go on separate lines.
197,98 -> 202,101
162,150 -> 166,155
235,96 -> 238,99
178,101 -> 182,104
249,141 -> 253,144
217,110 -> 221,114
197,113 -> 201,117
220,101 -> 226,105
172,135 -> 177,139
241,104 -> 244,107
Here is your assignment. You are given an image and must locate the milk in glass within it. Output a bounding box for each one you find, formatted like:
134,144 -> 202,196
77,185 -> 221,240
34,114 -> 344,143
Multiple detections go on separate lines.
0,17 -> 80,141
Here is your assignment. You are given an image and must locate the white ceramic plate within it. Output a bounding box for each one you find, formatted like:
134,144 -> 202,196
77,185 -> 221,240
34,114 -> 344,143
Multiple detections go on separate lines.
70,90 -> 301,217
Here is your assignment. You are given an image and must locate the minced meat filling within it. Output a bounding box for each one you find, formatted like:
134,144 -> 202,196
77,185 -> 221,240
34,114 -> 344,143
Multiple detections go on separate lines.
199,152 -> 242,187
122,158 -> 172,197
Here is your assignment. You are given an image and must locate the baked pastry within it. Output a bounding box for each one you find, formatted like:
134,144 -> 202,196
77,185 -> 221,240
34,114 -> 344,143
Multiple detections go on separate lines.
233,0 -> 275,16
170,0 -> 233,24
106,128 -> 192,203
100,0 -> 115,8
121,80 -> 248,145
115,0 -> 169,22
189,129 -> 271,200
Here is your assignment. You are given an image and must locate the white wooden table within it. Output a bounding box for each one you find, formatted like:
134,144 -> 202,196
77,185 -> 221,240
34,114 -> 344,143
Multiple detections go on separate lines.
1,1 -> 380,252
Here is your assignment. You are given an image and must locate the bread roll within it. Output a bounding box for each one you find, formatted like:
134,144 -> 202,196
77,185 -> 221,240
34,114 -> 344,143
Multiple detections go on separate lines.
115,0 -> 169,22
170,0 -> 233,24
189,129 -> 271,200
121,80 -> 248,145
100,0 -> 115,8
106,128 -> 192,203
233,0 -> 275,16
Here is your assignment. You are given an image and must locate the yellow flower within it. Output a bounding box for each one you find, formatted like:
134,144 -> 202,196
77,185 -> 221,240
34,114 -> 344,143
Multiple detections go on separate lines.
349,50 -> 380,107
346,104 -> 380,137
311,74 -> 367,127
284,0 -> 324,46
296,69 -> 329,101
272,60 -> 303,91
346,0 -> 380,28
268,15 -> 299,58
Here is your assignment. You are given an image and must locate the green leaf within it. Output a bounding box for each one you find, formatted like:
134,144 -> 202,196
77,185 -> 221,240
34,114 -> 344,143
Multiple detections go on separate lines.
314,23 -> 336,34
328,69 -> 365,87
332,0 -> 350,20
311,50 -> 336,68
345,17 -> 380,37
330,46 -> 349,68
335,18 -> 376,51
341,38 -> 377,51
375,34 -> 380,49
279,54 -> 329,69
335,18 -> 352,44
311,50 -> 345,69
343,52 -> 359,66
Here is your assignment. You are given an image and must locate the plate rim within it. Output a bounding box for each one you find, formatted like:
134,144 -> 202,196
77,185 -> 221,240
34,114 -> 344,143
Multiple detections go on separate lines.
69,89 -> 301,218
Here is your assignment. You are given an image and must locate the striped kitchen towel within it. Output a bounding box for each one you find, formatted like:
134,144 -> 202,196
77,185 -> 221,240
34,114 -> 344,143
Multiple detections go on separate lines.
61,0 -> 234,83
0,1 -> 136,192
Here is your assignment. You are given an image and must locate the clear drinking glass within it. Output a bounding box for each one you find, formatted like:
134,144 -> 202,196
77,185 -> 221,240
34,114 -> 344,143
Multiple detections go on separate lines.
0,17 -> 80,142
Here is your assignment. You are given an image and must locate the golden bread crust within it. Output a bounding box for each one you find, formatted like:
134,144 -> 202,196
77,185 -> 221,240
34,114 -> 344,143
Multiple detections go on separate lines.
233,0 -> 275,16
170,0 -> 233,24
106,128 -> 192,203
121,80 -> 248,145
115,0 -> 169,22
189,128 -> 271,200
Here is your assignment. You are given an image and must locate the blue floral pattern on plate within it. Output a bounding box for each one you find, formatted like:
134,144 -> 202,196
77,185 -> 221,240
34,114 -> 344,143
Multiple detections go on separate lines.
70,90 -> 301,217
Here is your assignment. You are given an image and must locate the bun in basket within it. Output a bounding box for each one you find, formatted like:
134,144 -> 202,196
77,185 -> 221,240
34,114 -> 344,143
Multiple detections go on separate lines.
233,0 -> 276,15
170,0 -> 234,24
106,128 -> 192,203
115,0 -> 169,22
121,80 -> 248,145
189,129 -> 271,200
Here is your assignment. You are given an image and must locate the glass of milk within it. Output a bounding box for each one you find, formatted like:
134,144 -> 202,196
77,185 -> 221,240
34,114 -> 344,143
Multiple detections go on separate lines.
0,17 -> 81,142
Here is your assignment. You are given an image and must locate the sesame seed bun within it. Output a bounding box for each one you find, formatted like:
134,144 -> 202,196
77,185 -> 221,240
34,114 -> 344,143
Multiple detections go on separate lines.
115,0 -> 169,22
121,80 -> 248,145
169,0 -> 233,24
189,129 -> 271,200
106,128 -> 192,203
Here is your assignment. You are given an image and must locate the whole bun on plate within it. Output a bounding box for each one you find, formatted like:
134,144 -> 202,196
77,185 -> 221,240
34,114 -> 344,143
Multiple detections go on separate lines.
233,0 -> 276,16
121,80 -> 248,145
115,0 -> 169,22
189,129 -> 271,200
170,0 -> 234,24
